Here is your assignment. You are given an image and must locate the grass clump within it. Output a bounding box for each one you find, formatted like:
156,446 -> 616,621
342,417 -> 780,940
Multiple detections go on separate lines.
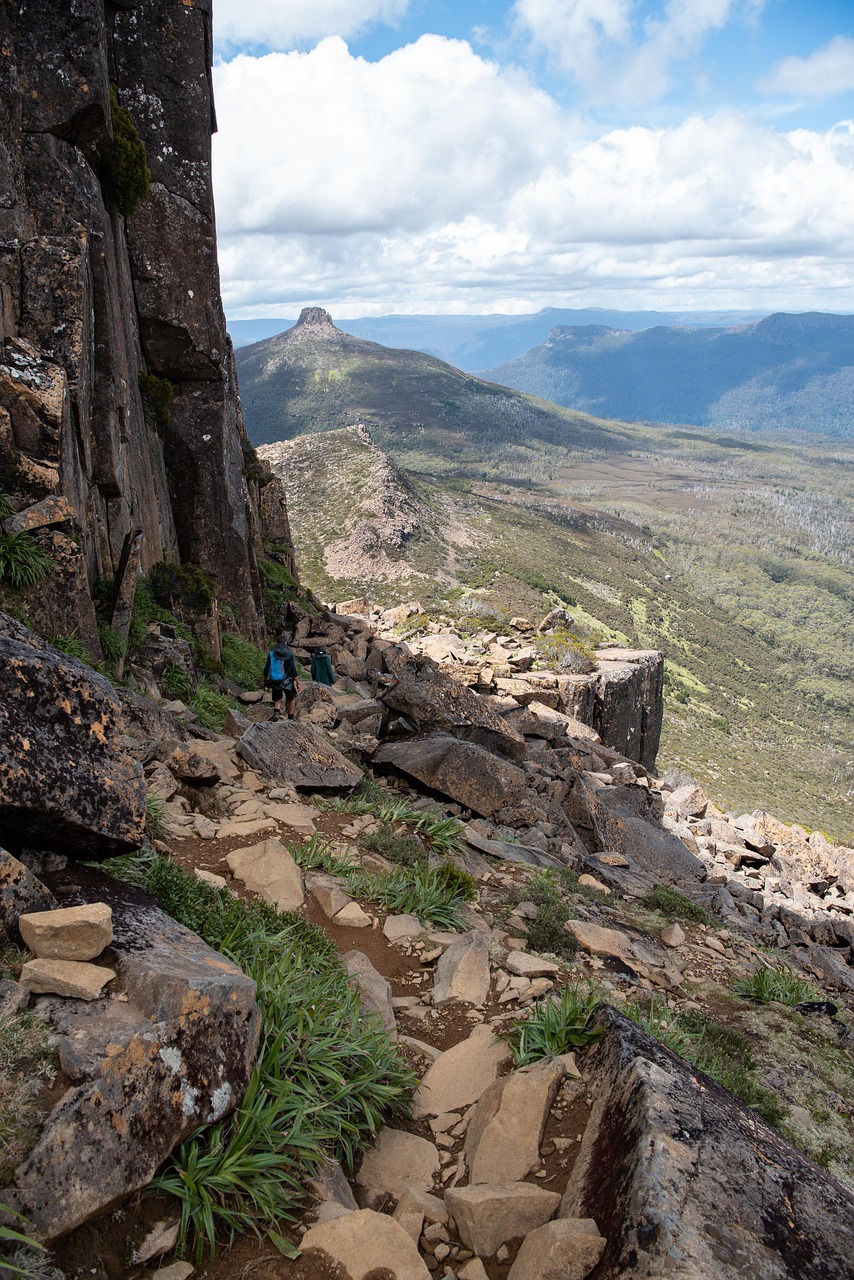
49,631 -> 90,663
189,682 -> 232,731
623,1000 -> 786,1128
517,870 -> 577,961
0,532 -> 52,589
220,633 -> 264,692
161,662 -> 192,701
733,963 -> 821,1007
641,884 -> 712,925
0,1011 -> 57,1185
102,850 -> 414,1261
145,794 -> 167,841
103,84 -> 151,217
148,561 -> 214,616
502,982 -> 605,1066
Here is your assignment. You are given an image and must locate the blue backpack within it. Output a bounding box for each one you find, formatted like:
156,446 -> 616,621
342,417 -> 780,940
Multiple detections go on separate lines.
268,650 -> 286,682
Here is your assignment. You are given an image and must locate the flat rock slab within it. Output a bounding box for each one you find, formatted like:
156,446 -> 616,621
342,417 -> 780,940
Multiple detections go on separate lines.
356,1127 -> 440,1200
6,866 -> 260,1243
413,1024 -> 512,1118
381,659 -> 526,761
508,1218 -> 606,1280
445,1183 -> 561,1257
383,913 -> 424,943
0,613 -> 146,857
237,721 -> 361,790
433,930 -> 491,1006
504,951 -> 561,978
19,957 -> 116,1001
466,1057 -> 565,1184
587,784 -> 705,885
263,802 -> 316,831
565,921 -> 636,966
342,950 -> 396,1031
226,838 -> 304,912
561,1006 -> 854,1279
19,902 -> 112,961
302,1208 -> 431,1280
374,734 -> 526,819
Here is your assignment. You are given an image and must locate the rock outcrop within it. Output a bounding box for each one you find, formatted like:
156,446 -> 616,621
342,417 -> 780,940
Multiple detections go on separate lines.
0,613 -> 146,857
0,0 -> 292,645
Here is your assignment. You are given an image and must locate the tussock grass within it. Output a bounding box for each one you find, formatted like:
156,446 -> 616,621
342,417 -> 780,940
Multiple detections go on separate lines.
641,884 -> 712,925
502,982 -> 604,1066
734,963 -> 820,1007
103,850 -> 415,1261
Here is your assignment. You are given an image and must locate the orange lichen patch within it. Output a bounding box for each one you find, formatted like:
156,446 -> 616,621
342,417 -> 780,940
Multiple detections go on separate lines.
180,990 -> 213,1018
109,1112 -> 127,1136
203,956 -> 241,974
59,698 -> 72,715
89,719 -> 108,744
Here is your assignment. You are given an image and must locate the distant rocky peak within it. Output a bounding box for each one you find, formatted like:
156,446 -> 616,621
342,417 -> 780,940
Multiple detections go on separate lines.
294,306 -> 338,332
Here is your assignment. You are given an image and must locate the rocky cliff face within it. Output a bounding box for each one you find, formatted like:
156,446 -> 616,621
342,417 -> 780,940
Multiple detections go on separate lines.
0,0 -> 287,645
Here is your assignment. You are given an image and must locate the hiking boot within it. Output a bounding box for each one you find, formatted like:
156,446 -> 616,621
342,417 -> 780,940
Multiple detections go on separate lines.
271,710 -> 282,723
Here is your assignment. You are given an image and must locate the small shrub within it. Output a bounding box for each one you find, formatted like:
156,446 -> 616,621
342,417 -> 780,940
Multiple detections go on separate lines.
103,84 -> 151,217
364,822 -> 427,868
535,627 -> 597,674
0,533 -> 51,589
138,372 -> 174,434
641,884 -> 712,925
520,870 -> 577,961
148,561 -> 214,616
502,982 -> 605,1066
734,964 -> 820,1007
189,682 -> 231,731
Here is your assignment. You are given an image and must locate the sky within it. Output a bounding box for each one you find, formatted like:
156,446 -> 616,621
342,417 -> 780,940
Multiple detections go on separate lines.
211,1 -> 854,318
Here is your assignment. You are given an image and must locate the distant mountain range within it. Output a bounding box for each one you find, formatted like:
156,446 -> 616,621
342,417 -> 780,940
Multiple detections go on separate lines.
234,306 -> 630,464
228,305 -> 766,370
479,312 -> 854,437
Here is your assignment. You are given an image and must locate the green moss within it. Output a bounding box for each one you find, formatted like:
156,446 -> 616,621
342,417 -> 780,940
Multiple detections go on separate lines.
138,372 -> 174,434
641,884 -> 713,925
103,84 -> 151,217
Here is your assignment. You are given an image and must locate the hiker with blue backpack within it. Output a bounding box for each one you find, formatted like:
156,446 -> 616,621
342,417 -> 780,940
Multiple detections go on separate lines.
263,634 -> 299,722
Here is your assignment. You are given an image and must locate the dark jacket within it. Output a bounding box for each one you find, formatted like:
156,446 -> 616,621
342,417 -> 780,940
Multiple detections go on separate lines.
263,644 -> 298,687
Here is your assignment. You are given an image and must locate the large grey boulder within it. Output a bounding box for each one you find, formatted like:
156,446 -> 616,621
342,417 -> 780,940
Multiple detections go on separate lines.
561,1007 -> 854,1278
585,783 -> 706,884
381,659 -> 526,761
237,720 -> 362,790
0,614 -> 146,857
3,867 -> 261,1242
374,734 -> 527,818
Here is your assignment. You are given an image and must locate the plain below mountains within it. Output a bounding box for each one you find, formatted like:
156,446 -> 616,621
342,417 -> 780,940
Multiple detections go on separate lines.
480,312 -> 854,437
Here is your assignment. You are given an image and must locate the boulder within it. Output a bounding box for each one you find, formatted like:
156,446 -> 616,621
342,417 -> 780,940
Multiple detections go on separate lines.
6,867 -> 260,1242
560,1007 -> 854,1278
508,1218 -> 606,1280
0,613 -> 146,857
664,783 -> 708,820
342,950 -> 396,1031
355,1127 -> 440,1204
176,737 -> 239,781
237,721 -> 361,791
383,913 -> 424,943
19,902 -> 113,961
432,930 -> 490,1006
226,838 -> 304,912
169,748 -> 220,786
307,873 -> 351,920
504,952 -> 562,978
445,1183 -> 561,1257
0,848 -> 56,939
466,1057 -> 565,1184
585,784 -> 706,885
564,921 -> 636,965
659,923 -> 685,949
301,1209 -> 431,1280
374,734 -> 526,819
19,958 -> 116,1001
333,901 -> 372,928
413,1024 -> 511,1118
381,659 -> 526,761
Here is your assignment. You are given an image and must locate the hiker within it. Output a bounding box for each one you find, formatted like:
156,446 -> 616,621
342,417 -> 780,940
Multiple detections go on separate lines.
263,634 -> 299,722
310,647 -> 336,686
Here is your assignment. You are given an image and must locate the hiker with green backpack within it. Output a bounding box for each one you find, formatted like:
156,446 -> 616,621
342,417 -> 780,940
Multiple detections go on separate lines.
263,634 -> 299,722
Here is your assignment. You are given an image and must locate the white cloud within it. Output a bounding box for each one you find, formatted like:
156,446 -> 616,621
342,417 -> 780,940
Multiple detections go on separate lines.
213,0 -> 411,52
512,0 -> 764,104
759,35 -> 854,100
213,38 -> 854,316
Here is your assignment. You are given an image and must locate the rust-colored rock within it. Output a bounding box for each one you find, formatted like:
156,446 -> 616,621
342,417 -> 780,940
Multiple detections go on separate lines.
0,614 -> 145,857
